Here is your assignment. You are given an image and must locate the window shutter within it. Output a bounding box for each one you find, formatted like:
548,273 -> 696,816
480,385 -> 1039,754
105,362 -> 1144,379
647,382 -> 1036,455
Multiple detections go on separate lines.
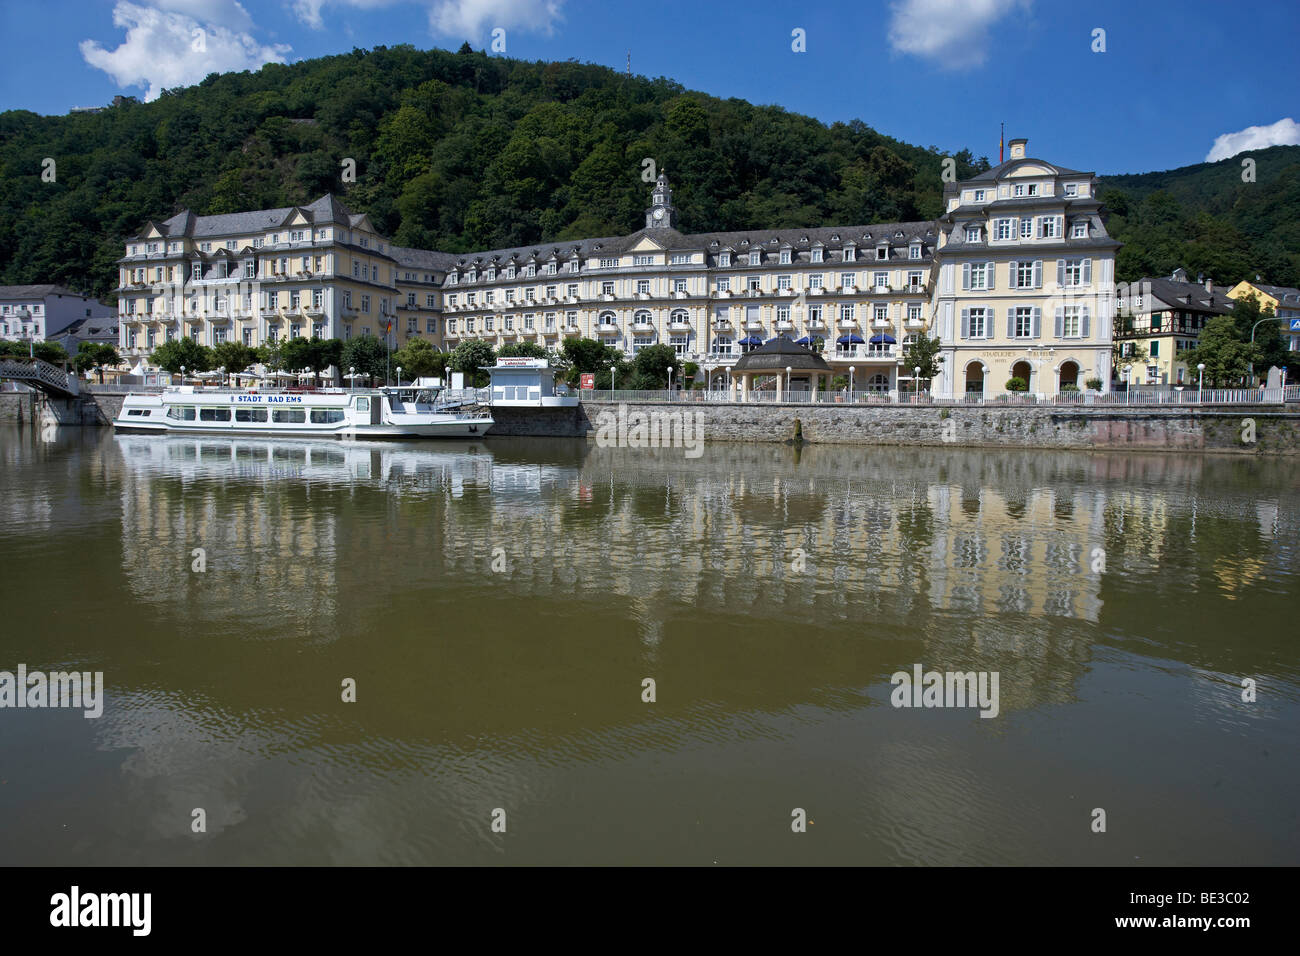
961,308 -> 970,339
1083,259 -> 1092,284
1032,307 -> 1041,338
1033,260 -> 1043,288
1009,260 -> 1019,288
986,261 -> 996,290
1081,306 -> 1090,339
1007,308 -> 1015,338
1057,260 -> 1065,287
1054,307 -> 1064,339
962,263 -> 971,291
986,312 -> 996,339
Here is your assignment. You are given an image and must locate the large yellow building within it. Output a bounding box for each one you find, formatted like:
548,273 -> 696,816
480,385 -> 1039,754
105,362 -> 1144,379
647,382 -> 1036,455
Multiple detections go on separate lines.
117,138 -> 1118,397
931,138 -> 1119,398
1225,279 -> 1300,354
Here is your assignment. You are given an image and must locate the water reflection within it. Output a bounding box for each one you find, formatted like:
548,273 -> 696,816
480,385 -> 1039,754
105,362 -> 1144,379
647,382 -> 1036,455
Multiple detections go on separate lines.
0,427 -> 1296,865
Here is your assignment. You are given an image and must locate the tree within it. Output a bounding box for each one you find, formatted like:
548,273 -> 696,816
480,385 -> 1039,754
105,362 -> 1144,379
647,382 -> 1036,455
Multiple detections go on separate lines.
340,334 -> 388,386
32,341 -> 68,364
561,337 -> 620,374
631,344 -> 680,389
448,339 -> 496,387
1227,293 -> 1289,377
392,338 -> 446,378
1183,316 -> 1257,387
74,341 -> 122,383
212,341 -> 257,376
902,333 -> 944,381
1111,329 -> 1149,386
497,341 -> 548,359
151,337 -> 212,374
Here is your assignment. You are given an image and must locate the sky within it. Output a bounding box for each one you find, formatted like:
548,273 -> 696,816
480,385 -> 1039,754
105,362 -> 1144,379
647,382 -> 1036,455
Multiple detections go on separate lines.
1,0 -> 1297,175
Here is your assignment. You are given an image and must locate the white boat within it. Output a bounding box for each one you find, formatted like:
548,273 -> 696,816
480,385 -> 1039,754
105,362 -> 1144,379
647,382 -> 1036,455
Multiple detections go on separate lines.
112,385 -> 493,439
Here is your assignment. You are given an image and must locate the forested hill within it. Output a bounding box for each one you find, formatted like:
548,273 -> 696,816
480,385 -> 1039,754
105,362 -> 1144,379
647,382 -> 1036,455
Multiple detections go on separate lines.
0,42 -> 1296,301
1099,144 -> 1300,286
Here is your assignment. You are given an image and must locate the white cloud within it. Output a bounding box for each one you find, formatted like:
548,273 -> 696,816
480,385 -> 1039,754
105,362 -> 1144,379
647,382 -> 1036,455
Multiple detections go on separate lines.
291,0 -> 395,31
427,0 -> 564,40
888,0 -> 1028,70
1205,118 -> 1300,162
80,1 -> 290,102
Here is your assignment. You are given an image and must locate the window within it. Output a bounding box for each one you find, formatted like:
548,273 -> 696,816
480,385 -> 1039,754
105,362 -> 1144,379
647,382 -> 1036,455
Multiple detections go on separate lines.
427,318 -> 437,333
873,304 -> 888,323
966,308 -> 987,338
1013,307 -> 1034,338
670,254 -> 690,265
636,279 -> 650,295
996,219 -> 1014,241
243,328 -> 253,346
974,189 -> 986,202
779,249 -> 791,264
909,244 -> 921,260
199,407 -> 230,422
777,275 -> 792,290
1038,217 -> 1061,239
810,248 -> 823,263
808,305 -> 822,324
235,408 -> 268,423
907,303 -> 923,322
272,408 -> 306,424
716,277 -> 730,292
524,265 -> 536,278
1020,218 -> 1033,239
1071,221 -> 1088,238
747,276 -> 761,291
907,271 -> 924,289
1150,340 -> 1160,357
634,255 -> 654,266
568,260 -> 580,273
876,246 -> 889,260
634,310 -> 652,326
843,246 -> 856,262
1060,258 -> 1090,287
968,263 -> 988,290
601,281 -> 615,296
427,294 -> 436,308
873,272 -> 888,290
599,258 -> 618,269
1064,184 -> 1078,197
809,274 -> 823,290
840,273 -> 856,290
965,226 -> 982,243
841,304 -> 855,322
633,336 -> 654,353
748,251 -> 761,266
1014,261 -> 1039,288
361,295 -> 370,313
310,409 -> 345,424
546,262 -> 558,275
674,279 -> 688,293
166,406 -> 196,421
566,283 -> 579,298
1060,305 -> 1082,338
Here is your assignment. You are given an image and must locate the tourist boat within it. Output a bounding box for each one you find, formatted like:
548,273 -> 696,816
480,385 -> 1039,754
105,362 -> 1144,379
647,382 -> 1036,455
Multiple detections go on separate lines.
112,385 -> 493,439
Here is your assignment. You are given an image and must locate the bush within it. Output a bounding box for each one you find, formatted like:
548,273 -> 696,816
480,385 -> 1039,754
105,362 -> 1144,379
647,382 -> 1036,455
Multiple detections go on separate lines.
1085,377 -> 1103,391
1061,383 -> 1080,392
1005,377 -> 1028,392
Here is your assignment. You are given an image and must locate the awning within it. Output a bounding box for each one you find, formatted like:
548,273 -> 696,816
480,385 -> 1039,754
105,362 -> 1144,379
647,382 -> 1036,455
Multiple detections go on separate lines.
837,334 -> 864,345
738,336 -> 763,346
793,336 -> 812,345
869,334 -> 896,344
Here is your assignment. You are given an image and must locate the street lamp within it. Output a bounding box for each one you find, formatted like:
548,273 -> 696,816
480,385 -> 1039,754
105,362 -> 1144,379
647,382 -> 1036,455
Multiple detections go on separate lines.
668,366 -> 674,393
1197,362 -> 1206,400
180,364 -> 185,386
915,365 -> 921,403
786,365 -> 792,397
396,365 -> 403,388
349,366 -> 355,392
849,365 -> 855,399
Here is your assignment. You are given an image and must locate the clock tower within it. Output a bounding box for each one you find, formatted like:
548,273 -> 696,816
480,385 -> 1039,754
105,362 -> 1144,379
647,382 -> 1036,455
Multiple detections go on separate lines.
645,172 -> 677,229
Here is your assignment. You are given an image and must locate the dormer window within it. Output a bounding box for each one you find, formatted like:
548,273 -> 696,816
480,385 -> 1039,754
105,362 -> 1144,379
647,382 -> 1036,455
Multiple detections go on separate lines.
748,251 -> 761,266
1071,220 -> 1088,239
876,245 -> 889,260
965,226 -> 982,243
547,262 -> 558,275
843,246 -> 856,262
505,266 -> 516,279
810,248 -> 823,263
973,189 -> 986,202
780,249 -> 791,264
718,252 -> 731,267
909,243 -> 922,260
525,264 -> 536,278
1064,183 -> 1078,197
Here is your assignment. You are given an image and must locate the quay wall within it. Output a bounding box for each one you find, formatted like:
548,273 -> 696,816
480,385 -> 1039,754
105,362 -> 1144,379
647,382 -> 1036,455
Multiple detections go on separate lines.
4,393 -> 1297,455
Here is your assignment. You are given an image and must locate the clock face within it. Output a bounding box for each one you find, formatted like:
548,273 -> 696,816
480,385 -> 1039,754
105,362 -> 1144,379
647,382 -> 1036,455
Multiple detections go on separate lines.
653,208 -> 665,221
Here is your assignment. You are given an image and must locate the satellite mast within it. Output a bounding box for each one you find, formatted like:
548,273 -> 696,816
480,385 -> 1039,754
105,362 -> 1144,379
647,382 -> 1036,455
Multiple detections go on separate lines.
627,51 -> 631,76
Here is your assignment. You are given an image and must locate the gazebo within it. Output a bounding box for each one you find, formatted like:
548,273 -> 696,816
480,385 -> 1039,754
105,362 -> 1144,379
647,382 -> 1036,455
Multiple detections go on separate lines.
729,335 -> 833,401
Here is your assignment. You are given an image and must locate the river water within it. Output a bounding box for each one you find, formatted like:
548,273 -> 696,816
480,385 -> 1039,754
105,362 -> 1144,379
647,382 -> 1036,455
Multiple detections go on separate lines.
0,426 -> 1296,865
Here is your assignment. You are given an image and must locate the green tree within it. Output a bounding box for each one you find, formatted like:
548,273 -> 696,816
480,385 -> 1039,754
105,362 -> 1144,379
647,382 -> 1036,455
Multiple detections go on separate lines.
560,337 -> 620,374
340,334 -> 388,386
1111,330 -> 1149,386
497,341 -> 548,359
630,343 -> 680,389
211,341 -> 258,376
1183,316 -> 1257,387
902,333 -> 944,381
151,337 -> 212,374
448,339 -> 496,387
74,342 -> 122,383
1227,293 -> 1289,377
31,341 -> 69,364
392,337 -> 446,378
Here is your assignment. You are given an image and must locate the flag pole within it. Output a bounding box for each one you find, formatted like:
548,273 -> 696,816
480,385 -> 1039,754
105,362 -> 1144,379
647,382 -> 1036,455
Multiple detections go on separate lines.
1000,122 -> 1004,164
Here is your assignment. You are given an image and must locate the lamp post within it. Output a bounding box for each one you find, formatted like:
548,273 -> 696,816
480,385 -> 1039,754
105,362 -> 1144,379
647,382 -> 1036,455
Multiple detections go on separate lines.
849,365 -> 855,400
786,365 -> 792,397
180,364 -> 185,386
611,365 -> 616,396
1249,317 -> 1276,384
349,366 -> 355,392
396,365 -> 403,388
668,367 -> 674,393
915,365 -> 921,403
1197,362 -> 1205,400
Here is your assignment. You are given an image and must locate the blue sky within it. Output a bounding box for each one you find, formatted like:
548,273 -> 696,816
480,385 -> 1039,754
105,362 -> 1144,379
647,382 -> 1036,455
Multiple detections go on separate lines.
2,0 -> 1297,175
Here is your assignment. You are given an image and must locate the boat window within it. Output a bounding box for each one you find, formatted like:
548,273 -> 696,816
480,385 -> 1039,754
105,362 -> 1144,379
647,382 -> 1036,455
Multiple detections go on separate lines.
272,408 -> 306,424
166,406 -> 196,421
126,409 -> 149,416
235,408 -> 269,423
310,408 -> 345,424
199,407 -> 231,422
355,397 -> 369,412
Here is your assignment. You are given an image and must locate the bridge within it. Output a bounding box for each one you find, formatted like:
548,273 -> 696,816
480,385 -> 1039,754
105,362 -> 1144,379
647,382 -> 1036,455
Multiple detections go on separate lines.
0,356 -> 80,398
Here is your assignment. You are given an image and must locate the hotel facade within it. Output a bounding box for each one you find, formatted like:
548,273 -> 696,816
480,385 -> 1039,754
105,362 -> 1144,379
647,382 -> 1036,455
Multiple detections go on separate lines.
116,137 -> 1117,397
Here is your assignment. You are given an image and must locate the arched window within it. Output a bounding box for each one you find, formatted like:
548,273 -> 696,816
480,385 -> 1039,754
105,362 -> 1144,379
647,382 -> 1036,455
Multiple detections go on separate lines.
598,311 -> 617,326
670,309 -> 689,325
634,310 -> 653,326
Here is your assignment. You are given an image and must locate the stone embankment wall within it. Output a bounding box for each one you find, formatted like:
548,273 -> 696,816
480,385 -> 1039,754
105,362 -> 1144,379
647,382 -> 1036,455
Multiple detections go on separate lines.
4,393 -> 1296,455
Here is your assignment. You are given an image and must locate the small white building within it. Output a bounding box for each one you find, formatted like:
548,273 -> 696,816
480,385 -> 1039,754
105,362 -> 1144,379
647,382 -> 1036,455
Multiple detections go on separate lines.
0,285 -> 116,344
486,358 -> 578,407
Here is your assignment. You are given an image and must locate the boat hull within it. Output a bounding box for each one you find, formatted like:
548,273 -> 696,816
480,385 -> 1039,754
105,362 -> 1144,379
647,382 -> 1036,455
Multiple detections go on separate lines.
112,419 -> 493,439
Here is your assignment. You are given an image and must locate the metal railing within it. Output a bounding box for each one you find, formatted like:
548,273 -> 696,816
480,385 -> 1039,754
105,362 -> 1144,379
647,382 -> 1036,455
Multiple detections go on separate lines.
577,386 -> 1300,407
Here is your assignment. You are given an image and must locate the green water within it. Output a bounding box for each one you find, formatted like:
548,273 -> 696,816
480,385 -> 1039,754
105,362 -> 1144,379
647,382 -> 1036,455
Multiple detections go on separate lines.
0,426 -> 1296,864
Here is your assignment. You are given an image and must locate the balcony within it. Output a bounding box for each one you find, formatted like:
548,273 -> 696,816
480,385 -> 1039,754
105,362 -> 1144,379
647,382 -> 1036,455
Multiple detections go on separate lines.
808,286 -> 825,296
597,323 -> 620,334
744,318 -> 765,331
806,318 -> 826,330
714,289 -> 732,299
774,321 -> 794,332
871,315 -> 892,329
669,318 -> 692,331
673,290 -> 691,299
839,317 -> 859,329
778,287 -> 797,296
905,316 -> 926,331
